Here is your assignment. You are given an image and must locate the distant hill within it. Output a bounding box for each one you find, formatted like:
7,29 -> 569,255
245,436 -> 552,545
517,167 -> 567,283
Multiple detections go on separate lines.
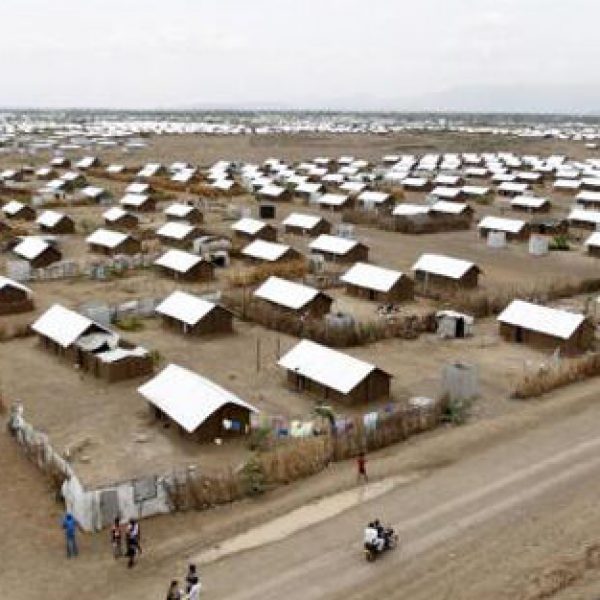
183,84 -> 600,115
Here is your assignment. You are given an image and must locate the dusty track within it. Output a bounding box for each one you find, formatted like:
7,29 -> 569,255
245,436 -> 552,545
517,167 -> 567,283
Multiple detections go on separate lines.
187,399 -> 600,600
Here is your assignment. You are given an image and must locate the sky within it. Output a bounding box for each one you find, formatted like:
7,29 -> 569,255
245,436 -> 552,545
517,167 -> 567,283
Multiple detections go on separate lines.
1,0 -> 598,111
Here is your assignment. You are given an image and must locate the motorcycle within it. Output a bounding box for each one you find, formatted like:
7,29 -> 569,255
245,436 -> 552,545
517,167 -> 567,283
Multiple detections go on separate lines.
364,527 -> 398,562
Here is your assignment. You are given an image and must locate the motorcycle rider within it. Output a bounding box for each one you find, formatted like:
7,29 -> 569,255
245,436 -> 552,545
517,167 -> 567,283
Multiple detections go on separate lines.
364,522 -> 384,552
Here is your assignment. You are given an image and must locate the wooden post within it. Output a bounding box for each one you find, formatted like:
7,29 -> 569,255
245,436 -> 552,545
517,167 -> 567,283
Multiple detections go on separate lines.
256,337 -> 261,372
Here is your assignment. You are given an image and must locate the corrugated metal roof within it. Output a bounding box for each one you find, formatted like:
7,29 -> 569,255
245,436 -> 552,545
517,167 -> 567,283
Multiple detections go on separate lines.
393,203 -> 430,216
281,213 -> 322,229
497,300 -> 585,340
154,249 -> 203,273
13,237 -> 50,260
231,217 -> 267,235
569,208 -> 600,225
103,207 -> 129,222
36,210 -> 66,228
138,364 -> 258,433
357,191 -> 390,204
478,216 -> 525,234
86,228 -> 129,248
0,276 -> 32,296
431,201 -> 469,214
584,232 -> 600,248
242,240 -> 291,262
157,221 -> 195,240
31,304 -> 105,348
309,234 -> 358,255
120,193 -> 150,207
155,290 -> 219,325
278,339 -> 380,394
411,253 -> 476,279
2,200 -> 25,215
126,182 -> 149,194
254,276 -> 321,310
317,193 -> 349,206
341,262 -> 404,292
164,203 -> 195,218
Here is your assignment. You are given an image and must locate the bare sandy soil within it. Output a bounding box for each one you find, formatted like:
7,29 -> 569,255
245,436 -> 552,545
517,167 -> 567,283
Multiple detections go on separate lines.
2,131 -> 600,598
3,377 -> 600,600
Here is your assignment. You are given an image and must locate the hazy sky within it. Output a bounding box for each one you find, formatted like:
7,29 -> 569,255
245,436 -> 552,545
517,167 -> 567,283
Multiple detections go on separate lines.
1,0 -> 598,109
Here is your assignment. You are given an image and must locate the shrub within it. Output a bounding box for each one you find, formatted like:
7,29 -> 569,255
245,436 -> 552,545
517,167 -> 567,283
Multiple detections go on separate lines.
514,352 -> 600,399
115,315 -> 145,332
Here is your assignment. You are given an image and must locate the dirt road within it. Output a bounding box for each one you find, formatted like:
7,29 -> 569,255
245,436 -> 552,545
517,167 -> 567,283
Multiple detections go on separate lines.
174,398 -> 600,600
5,382 -> 600,599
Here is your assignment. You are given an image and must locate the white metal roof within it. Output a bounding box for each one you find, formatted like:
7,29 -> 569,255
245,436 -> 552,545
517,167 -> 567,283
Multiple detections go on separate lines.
13,237 -> 51,260
242,239 -> 291,262
431,186 -> 461,199
296,182 -> 323,195
31,304 -> 105,348
254,276 -> 321,310
431,201 -> 469,214
164,203 -> 196,218
478,216 -> 525,234
497,300 -> 585,340
258,184 -> 285,197
137,364 -> 258,433
36,210 -> 67,228
393,203 -> 430,216
278,339 -> 380,394
554,179 -> 581,189
309,234 -> 359,255
402,177 -> 428,188
154,249 -> 203,273
126,182 -> 149,194
317,193 -> 349,206
568,208 -> 600,225
498,181 -> 529,193
577,191 -> 600,203
231,217 -> 268,235
81,186 -> 105,199
341,262 -> 404,292
155,290 -> 220,325
584,232 -> 600,248
2,200 -> 25,216
86,228 -> 129,248
339,181 -> 367,194
357,191 -> 390,204
103,207 -> 129,222
0,276 -> 32,296
510,196 -> 549,209
96,346 -> 148,363
282,213 -> 322,230
157,221 -> 196,240
120,193 -> 150,207
411,253 -> 476,279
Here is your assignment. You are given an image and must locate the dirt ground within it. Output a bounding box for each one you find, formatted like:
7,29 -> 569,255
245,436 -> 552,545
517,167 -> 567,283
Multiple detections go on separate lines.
2,131 -> 600,598
3,376 -> 600,599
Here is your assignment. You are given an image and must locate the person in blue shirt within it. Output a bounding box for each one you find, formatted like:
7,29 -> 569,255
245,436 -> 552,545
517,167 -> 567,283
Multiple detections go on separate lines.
61,512 -> 79,558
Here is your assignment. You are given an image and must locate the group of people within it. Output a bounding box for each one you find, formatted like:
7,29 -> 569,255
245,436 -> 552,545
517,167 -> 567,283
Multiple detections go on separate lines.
166,564 -> 202,599
60,512 -> 141,568
110,517 -> 141,568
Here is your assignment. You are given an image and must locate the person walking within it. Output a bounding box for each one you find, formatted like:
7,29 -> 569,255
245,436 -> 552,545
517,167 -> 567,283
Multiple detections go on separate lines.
185,564 -> 199,593
357,451 -> 368,483
110,517 -> 123,558
125,518 -> 140,568
61,512 -> 79,558
166,580 -> 182,600
187,579 -> 202,600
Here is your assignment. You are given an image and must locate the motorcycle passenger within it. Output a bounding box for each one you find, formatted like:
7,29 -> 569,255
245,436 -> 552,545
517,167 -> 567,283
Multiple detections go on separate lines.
364,522 -> 384,552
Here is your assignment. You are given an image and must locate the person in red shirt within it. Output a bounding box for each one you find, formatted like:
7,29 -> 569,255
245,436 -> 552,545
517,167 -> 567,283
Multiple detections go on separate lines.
357,452 -> 368,483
